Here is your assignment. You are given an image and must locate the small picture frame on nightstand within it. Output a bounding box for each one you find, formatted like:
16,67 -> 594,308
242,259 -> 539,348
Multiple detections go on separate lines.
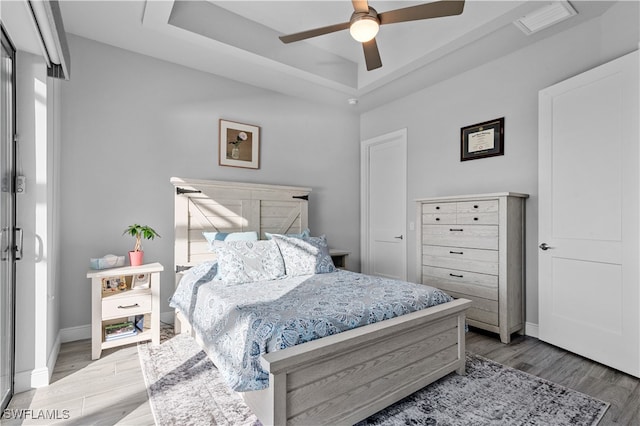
102,276 -> 127,293
132,273 -> 150,289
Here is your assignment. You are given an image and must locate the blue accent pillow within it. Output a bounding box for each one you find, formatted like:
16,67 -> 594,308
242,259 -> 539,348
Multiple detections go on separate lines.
264,228 -> 310,240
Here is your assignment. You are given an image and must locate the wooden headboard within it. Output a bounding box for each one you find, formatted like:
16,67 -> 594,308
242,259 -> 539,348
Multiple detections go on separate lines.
171,177 -> 311,274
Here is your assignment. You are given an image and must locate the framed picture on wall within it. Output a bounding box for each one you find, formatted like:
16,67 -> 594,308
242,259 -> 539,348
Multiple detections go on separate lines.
460,117 -> 504,161
219,119 -> 260,169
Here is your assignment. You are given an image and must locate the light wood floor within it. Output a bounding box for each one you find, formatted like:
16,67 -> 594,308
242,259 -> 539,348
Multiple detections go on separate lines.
4,328 -> 639,425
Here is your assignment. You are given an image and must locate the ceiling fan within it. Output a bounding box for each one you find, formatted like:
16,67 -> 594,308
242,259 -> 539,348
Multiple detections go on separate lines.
279,0 -> 466,71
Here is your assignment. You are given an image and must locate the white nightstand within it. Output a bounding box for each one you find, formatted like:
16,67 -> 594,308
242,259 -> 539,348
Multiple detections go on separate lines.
329,249 -> 350,270
87,262 -> 163,360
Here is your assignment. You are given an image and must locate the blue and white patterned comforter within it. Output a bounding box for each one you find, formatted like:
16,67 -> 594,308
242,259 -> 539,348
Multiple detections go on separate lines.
169,262 -> 453,392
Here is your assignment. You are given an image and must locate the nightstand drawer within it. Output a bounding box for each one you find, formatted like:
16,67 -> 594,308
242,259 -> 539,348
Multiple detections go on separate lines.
422,225 -> 498,250
102,293 -> 151,319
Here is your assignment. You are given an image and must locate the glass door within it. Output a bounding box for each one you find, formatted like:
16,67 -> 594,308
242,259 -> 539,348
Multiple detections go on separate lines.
0,25 -> 16,411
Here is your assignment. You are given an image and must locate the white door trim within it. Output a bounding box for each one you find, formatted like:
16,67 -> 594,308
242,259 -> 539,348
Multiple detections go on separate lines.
360,128 -> 407,278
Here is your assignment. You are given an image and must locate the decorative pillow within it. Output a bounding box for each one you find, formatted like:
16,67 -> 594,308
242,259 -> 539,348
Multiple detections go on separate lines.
272,234 -> 336,276
264,228 -> 311,240
214,240 -> 285,284
203,231 -> 259,251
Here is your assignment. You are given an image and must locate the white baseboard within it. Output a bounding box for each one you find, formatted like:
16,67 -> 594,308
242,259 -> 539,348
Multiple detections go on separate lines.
46,332 -> 61,381
14,334 -> 61,393
525,322 -> 539,338
60,324 -> 91,343
14,367 -> 51,393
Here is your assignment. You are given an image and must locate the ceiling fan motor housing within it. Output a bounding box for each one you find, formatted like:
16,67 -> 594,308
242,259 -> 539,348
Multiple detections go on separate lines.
350,7 -> 380,42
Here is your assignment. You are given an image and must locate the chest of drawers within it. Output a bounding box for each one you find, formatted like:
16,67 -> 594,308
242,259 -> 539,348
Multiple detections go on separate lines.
416,193 -> 528,343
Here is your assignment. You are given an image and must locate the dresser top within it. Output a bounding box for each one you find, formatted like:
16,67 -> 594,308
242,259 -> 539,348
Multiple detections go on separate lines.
415,192 -> 529,203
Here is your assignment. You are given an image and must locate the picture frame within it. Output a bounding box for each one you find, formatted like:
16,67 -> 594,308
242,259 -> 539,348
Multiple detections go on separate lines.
219,119 -> 260,169
132,273 -> 150,290
102,276 -> 127,293
460,117 -> 504,161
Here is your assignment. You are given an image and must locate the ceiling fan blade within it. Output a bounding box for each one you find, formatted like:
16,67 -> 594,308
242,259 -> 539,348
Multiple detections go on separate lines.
352,0 -> 369,13
378,0 -> 465,25
279,21 -> 351,43
362,39 -> 382,71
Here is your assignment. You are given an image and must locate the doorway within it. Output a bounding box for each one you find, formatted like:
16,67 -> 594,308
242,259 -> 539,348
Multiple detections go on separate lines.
360,129 -> 407,280
0,24 -> 16,411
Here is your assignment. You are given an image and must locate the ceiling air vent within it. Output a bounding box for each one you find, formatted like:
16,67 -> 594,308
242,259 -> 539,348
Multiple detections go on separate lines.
514,1 -> 577,35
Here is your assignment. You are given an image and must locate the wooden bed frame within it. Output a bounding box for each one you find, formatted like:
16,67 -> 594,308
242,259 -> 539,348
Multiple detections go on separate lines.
171,177 -> 471,425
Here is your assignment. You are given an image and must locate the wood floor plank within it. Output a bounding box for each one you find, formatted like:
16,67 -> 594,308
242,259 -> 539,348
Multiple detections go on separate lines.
5,329 -> 638,425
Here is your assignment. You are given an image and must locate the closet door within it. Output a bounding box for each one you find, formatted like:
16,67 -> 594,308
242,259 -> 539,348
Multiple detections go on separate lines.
538,51 -> 639,377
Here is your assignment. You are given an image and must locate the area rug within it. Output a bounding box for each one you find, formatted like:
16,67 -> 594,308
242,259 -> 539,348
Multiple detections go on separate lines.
138,332 -> 609,426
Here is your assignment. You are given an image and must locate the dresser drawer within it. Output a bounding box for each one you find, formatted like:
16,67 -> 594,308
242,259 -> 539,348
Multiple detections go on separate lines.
422,245 -> 498,275
457,200 -> 499,213
422,265 -> 498,288
422,225 -> 498,250
422,202 -> 456,214
102,292 -> 151,319
423,275 -> 497,300
444,290 -> 499,326
457,212 -> 499,225
422,213 -> 456,225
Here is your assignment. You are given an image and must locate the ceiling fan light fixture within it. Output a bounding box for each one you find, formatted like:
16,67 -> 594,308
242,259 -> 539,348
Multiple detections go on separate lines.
350,16 -> 379,42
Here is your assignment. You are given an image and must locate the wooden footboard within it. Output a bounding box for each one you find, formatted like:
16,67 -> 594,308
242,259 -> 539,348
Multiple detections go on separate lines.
177,298 -> 470,425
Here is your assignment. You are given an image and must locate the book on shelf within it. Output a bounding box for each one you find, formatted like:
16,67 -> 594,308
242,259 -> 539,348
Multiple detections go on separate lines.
104,321 -> 137,340
105,329 -> 137,341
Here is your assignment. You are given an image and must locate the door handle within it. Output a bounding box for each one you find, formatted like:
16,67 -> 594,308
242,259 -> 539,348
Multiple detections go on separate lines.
0,228 -> 7,261
14,228 -> 23,260
539,243 -> 552,251
394,235 -> 403,240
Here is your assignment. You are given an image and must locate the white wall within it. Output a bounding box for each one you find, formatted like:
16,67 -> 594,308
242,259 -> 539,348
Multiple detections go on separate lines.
59,35 -> 360,330
360,2 -> 639,327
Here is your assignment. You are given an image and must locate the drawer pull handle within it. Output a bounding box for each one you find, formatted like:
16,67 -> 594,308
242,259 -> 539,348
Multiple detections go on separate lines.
449,251 -> 464,255
436,218 -> 440,221
473,217 -> 479,221
436,206 -> 440,210
449,273 -> 464,278
473,205 -> 479,208
117,303 -> 140,309
450,228 -> 464,232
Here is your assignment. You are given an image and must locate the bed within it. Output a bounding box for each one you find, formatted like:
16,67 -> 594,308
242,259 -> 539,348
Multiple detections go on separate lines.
169,177 -> 471,425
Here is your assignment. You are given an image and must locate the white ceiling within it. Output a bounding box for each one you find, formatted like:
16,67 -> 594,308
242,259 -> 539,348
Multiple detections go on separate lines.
29,1 -> 619,110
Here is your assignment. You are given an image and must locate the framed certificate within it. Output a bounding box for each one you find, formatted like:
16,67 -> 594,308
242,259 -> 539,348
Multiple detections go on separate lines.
460,117 -> 504,161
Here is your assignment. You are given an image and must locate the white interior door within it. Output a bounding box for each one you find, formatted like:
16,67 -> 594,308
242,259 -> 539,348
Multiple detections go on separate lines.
361,129 -> 407,280
538,51 -> 639,377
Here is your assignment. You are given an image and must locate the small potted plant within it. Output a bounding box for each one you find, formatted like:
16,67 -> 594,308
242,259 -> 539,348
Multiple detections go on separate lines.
123,224 -> 160,266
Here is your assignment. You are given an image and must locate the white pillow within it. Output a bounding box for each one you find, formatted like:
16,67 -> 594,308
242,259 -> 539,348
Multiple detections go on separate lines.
202,231 -> 259,252
214,240 -> 285,284
272,234 -> 335,276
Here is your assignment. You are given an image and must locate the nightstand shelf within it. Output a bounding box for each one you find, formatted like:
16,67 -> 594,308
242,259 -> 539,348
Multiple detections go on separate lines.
87,262 -> 163,359
329,249 -> 350,270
